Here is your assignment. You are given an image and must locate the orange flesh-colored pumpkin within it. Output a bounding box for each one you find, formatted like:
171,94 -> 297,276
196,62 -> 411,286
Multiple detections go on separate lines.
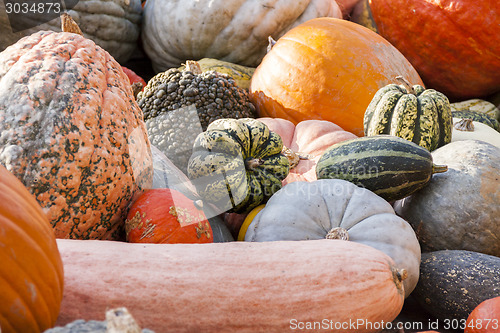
56,238 -> 405,332
0,30 -> 153,240
258,117 -> 358,185
250,17 -> 423,137
368,0 -> 500,101
465,296 -> 500,333
0,164 -> 64,333
125,188 -> 213,244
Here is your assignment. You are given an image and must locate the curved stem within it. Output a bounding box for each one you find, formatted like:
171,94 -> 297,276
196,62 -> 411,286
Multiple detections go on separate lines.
61,13 -> 83,35
245,158 -> 264,170
325,227 -> 349,241
395,76 -> 416,95
454,118 -> 475,132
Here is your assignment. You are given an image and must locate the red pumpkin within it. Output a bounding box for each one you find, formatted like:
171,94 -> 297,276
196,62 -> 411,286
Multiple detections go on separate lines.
250,17 -> 423,136
465,296 -> 500,333
122,66 -> 147,90
368,0 -> 500,100
0,164 -> 64,333
125,188 -> 213,244
258,118 -> 358,185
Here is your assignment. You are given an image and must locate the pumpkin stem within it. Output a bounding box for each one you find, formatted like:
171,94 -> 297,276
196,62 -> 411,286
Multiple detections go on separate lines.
61,12 -> 84,36
395,76 -> 416,95
325,227 -> 349,241
281,146 -> 311,169
391,267 -> 408,296
185,60 -> 203,75
267,36 -> 277,53
432,164 -> 448,174
106,307 -> 143,333
245,158 -> 264,170
454,118 -> 475,132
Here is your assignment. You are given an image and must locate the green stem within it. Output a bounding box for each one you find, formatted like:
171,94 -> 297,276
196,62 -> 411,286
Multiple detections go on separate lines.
432,164 -> 448,174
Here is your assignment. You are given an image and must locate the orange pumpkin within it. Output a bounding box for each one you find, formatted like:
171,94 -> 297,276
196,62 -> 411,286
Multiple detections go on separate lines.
0,15 -> 153,240
0,164 -> 64,333
125,188 -> 213,244
250,17 -> 423,137
258,117 -> 358,185
368,0 -> 500,101
465,296 -> 500,333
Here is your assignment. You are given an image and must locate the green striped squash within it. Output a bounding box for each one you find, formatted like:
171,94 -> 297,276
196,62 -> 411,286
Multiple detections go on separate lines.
364,77 -> 452,151
187,118 -> 289,214
316,135 -> 447,202
451,110 -> 499,131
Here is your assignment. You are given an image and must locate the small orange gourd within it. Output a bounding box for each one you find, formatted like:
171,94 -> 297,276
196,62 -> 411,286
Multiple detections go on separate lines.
125,188 -> 213,244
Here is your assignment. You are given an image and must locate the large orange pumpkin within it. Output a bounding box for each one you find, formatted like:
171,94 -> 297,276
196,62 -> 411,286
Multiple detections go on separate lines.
0,164 -> 64,333
0,18 -> 153,240
465,296 -> 500,333
250,17 -> 423,137
368,0 -> 500,101
258,118 -> 358,185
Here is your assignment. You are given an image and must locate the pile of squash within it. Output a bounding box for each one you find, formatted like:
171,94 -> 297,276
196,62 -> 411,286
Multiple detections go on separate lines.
0,1 -> 499,332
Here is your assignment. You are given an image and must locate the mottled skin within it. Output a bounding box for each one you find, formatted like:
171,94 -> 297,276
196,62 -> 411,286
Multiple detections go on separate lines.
0,31 -> 153,240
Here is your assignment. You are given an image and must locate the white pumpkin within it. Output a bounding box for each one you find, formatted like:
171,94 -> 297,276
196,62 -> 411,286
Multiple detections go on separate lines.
141,0 -> 342,72
244,179 -> 421,298
451,118 -> 500,149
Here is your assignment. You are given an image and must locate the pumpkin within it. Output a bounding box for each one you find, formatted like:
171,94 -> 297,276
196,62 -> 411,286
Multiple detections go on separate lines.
451,118 -> 500,149
451,98 -> 500,122
394,140 -> 500,257
250,17 -> 424,136
244,179 -> 421,298
0,0 -> 142,63
316,136 -> 448,202
257,118 -> 358,186
0,14 -> 153,240
451,110 -> 500,131
150,145 -> 234,242
187,118 -> 290,214
125,188 -> 213,244
367,0 -> 500,100
0,164 -> 64,333
363,77 -> 452,151
56,238 -> 407,332
141,0 -> 343,71
412,250 -> 500,322
465,296 -> 500,333
122,66 -> 146,90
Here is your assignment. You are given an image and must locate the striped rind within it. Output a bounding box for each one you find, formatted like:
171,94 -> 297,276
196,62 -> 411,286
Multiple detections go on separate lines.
188,118 -> 289,213
451,110 -> 500,131
316,135 -> 435,202
364,84 -> 452,151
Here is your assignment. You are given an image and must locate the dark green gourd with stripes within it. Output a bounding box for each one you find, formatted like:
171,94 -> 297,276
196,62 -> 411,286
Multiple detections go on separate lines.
187,118 -> 289,214
316,136 -> 447,202
364,77 -> 453,151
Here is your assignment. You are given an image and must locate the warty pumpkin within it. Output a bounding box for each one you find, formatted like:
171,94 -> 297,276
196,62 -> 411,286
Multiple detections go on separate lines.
56,238 -> 407,332
244,179 -> 421,297
367,0 -> 500,100
0,0 -> 142,63
0,164 -> 64,333
187,118 -> 290,214
141,0 -> 342,71
250,17 -> 424,136
0,14 -> 153,240
363,77 -> 452,151
125,188 -> 213,244
258,117 -> 358,185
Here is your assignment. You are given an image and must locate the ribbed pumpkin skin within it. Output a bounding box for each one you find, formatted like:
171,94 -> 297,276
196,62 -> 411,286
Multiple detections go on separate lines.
368,0 -> 500,100
363,83 -> 453,151
316,136 -> 442,202
141,0 -> 342,71
187,118 -> 289,214
0,164 -> 64,333
0,0 -> 142,63
250,17 -> 424,137
0,31 -> 153,240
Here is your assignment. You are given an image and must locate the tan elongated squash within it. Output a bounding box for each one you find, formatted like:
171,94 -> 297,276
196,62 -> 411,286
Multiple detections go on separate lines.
56,239 -> 406,333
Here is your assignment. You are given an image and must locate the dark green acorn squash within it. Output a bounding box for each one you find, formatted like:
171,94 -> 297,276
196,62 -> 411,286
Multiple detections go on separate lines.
364,77 -> 453,151
412,250 -> 500,322
187,118 -> 289,214
316,135 -> 447,202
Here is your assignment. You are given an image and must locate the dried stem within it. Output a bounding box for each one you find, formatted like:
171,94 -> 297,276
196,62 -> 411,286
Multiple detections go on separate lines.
61,12 -> 83,36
